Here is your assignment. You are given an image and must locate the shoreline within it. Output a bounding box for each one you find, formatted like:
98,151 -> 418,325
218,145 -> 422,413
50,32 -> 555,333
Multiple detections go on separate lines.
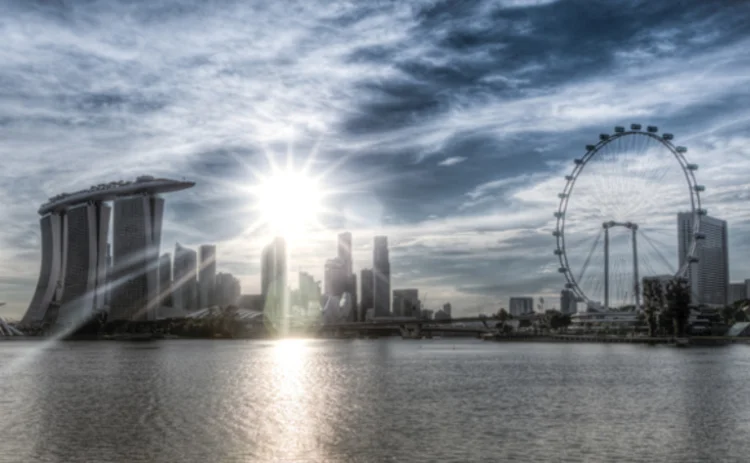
2,333 -> 749,345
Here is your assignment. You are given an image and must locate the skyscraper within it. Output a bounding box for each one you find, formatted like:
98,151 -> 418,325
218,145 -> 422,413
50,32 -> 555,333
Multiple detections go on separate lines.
261,236 -> 287,311
560,289 -> 576,314
678,212 -> 728,306
360,268 -> 374,319
509,297 -> 534,316
23,213 -> 66,325
729,282 -> 746,304
158,253 -> 172,308
442,303 -> 452,318
324,257 -> 347,297
109,195 -> 164,321
373,236 -> 390,317
298,271 -> 320,312
393,289 -> 419,318
338,232 -> 353,276
57,202 -> 111,325
215,272 -> 241,306
198,244 -> 217,308
172,243 -> 198,311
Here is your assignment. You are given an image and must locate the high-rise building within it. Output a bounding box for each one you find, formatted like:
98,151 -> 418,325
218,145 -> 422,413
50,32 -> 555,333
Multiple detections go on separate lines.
360,269 -> 374,319
373,236 -> 390,317
349,273 -> 358,316
509,297 -> 534,316
298,271 -> 321,312
729,282 -> 746,305
104,243 -> 112,308
324,257 -> 348,297
338,232 -> 353,277
109,195 -> 164,321
23,213 -> 66,325
158,253 -> 172,308
198,244 -> 217,308
215,272 -> 241,306
560,289 -> 577,314
678,212 -> 728,306
172,243 -> 198,311
43,202 -> 111,326
393,289 -> 419,317
443,303 -> 452,318
261,236 -> 287,311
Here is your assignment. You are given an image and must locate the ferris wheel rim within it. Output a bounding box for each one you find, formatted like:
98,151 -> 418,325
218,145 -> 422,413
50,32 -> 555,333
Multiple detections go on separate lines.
554,126 -> 703,307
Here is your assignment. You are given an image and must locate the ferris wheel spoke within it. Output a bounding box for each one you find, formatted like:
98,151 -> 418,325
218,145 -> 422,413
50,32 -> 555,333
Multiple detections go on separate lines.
639,229 -> 677,275
576,228 -> 603,283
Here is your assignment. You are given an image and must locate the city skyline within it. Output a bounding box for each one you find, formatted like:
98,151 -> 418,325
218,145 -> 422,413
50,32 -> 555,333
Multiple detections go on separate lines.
3,1 -> 750,319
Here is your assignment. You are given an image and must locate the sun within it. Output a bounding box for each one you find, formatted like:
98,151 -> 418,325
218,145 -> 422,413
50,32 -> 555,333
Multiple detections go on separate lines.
253,169 -> 323,239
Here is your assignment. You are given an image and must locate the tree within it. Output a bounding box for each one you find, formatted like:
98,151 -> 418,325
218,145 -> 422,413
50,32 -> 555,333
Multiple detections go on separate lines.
642,278 -> 663,337
665,278 -> 691,337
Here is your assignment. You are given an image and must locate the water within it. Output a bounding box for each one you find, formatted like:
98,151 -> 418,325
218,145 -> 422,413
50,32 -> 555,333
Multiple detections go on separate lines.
1,339 -> 749,463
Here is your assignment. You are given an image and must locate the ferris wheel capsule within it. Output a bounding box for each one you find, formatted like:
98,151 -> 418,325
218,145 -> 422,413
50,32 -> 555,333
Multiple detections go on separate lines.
662,133 -> 674,140
676,146 -> 687,153
630,123 -> 642,130
586,144 -> 596,151
599,133 -> 609,141
647,126 -> 658,133
614,126 -> 625,133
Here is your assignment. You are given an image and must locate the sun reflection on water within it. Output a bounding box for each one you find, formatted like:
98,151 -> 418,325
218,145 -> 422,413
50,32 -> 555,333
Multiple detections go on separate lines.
253,338 -> 329,462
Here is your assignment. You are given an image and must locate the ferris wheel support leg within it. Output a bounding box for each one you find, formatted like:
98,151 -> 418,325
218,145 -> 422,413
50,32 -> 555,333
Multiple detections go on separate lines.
604,226 -> 609,310
632,228 -> 641,310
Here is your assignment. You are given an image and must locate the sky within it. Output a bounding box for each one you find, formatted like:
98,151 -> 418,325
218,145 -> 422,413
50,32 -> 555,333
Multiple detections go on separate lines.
2,0 -> 750,319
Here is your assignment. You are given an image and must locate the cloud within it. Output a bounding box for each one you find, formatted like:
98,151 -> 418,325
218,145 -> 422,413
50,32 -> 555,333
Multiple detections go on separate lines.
438,156 -> 467,166
1,0 -> 750,318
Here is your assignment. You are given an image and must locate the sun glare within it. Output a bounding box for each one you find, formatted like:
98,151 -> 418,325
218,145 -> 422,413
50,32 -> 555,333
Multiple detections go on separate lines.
254,170 -> 323,239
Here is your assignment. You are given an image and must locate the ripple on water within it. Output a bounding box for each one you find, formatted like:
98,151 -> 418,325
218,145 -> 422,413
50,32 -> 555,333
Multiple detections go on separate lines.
1,340 -> 750,462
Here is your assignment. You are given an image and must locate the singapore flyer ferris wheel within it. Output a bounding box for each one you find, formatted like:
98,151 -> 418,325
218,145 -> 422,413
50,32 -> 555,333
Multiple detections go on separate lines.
553,124 -> 704,311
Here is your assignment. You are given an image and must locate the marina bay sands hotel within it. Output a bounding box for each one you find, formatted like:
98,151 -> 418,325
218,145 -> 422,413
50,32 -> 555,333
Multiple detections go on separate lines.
21,176 -> 194,327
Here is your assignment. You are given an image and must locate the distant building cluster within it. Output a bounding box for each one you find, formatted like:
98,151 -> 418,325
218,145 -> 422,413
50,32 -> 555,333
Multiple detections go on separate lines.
232,231 -> 452,324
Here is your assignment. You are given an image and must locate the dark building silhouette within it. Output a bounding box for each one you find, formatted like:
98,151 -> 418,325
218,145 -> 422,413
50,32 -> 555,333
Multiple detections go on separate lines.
56,202 -> 110,325
173,243 -> 197,311
373,236 -> 390,317
158,253 -> 172,308
360,268 -> 374,320
560,289 -> 576,314
22,213 -> 65,325
393,289 -> 419,317
109,195 -> 164,321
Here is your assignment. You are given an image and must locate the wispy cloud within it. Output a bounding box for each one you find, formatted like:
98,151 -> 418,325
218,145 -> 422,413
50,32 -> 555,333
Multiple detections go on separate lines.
1,0 -> 750,317
438,156 -> 467,167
